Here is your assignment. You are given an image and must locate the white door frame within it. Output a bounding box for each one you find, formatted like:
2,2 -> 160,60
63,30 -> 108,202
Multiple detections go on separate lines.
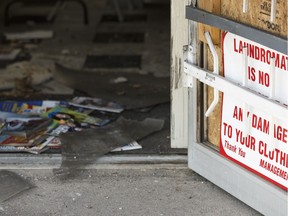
188,71 -> 287,216
184,8 -> 288,216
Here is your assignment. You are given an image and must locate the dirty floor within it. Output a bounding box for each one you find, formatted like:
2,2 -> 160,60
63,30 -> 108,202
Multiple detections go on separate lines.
0,0 -> 186,158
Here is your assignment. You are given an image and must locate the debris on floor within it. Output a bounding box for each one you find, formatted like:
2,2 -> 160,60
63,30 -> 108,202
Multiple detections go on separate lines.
0,49 -> 31,69
0,110 -> 53,154
0,29 -> 53,68
0,96 -> 130,155
0,100 -> 61,113
34,80 -> 74,95
54,117 -> 164,179
0,0 -> 180,168
0,84 -> 167,158
0,170 -> 34,203
54,63 -> 170,109
0,62 -> 53,91
4,30 -> 54,42
111,141 -> 142,152
0,48 -> 21,61
69,96 -> 124,113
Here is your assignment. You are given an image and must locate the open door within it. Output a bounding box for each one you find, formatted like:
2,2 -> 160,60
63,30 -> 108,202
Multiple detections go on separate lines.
171,1 -> 288,215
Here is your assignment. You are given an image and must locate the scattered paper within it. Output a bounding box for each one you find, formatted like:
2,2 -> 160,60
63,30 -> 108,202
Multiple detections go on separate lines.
5,30 -> 53,41
111,141 -> 142,152
69,97 -> 124,113
0,49 -> 21,61
111,77 -> 128,84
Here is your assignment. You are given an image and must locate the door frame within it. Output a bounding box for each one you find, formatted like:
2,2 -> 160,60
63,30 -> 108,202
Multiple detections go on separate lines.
188,83 -> 287,216
184,5 -> 287,216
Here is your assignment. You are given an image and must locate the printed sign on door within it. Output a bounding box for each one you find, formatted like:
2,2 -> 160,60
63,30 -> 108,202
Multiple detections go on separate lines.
221,32 -> 288,191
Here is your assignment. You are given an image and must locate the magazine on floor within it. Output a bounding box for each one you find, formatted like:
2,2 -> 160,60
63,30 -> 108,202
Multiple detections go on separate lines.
1,117 -> 52,138
69,97 -> 124,113
44,106 -> 111,128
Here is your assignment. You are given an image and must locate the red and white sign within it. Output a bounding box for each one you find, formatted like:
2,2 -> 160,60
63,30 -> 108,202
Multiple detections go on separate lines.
221,32 -> 288,190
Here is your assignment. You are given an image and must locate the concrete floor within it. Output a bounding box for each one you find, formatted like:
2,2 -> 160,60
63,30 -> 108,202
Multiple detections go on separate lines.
1,167 -> 262,216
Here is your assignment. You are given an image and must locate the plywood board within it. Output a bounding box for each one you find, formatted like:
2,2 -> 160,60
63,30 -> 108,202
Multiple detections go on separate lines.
207,46 -> 223,147
221,0 -> 287,38
198,0 -> 221,45
204,0 -> 287,147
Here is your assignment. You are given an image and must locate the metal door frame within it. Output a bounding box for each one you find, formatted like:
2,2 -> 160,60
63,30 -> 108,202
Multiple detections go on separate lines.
185,6 -> 288,216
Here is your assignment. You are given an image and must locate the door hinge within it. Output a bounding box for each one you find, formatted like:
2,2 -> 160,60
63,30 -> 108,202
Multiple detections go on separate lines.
183,32 -> 219,116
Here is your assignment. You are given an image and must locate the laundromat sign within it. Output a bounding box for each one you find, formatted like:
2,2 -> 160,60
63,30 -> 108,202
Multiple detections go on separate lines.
221,32 -> 288,190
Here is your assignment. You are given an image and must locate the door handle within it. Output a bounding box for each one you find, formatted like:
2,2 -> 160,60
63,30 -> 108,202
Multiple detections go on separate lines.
204,32 -> 219,117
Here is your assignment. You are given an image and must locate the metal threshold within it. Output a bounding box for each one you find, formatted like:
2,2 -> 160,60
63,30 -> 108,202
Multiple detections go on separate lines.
0,154 -> 188,169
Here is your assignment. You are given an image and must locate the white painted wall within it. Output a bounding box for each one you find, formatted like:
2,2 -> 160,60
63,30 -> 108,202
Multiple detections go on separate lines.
170,0 -> 190,148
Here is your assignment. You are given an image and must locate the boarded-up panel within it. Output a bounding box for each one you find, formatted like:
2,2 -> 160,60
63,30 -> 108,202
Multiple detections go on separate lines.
198,0 -> 221,45
200,0 -> 288,148
207,46 -> 223,147
221,0 -> 287,38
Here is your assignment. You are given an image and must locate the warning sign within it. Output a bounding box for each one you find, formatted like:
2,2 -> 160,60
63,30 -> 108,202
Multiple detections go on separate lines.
221,32 -> 288,190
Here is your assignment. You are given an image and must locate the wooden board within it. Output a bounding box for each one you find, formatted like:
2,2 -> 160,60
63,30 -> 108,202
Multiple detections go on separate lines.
221,0 -> 287,38
202,0 -> 288,147
198,0 -> 221,45
207,46 -> 223,146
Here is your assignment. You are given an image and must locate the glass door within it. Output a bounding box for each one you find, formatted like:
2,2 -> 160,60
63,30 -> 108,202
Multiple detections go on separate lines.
183,2 -> 288,216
